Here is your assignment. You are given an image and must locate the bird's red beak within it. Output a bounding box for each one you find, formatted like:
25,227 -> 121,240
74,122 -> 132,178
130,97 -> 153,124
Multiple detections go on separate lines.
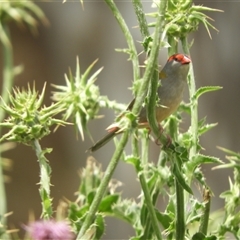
182,55 -> 191,64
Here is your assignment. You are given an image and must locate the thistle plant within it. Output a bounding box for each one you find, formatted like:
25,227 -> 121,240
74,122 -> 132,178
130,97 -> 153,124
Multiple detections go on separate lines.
0,1 -> 48,237
1,0 -> 239,240
0,84 -> 67,220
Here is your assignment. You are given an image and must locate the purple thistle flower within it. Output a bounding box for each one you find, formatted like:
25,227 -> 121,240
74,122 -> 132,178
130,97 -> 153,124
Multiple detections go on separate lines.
24,220 -> 74,240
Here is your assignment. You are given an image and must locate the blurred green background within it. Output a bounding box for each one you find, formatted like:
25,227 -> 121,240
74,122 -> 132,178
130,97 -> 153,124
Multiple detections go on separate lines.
1,1 -> 239,239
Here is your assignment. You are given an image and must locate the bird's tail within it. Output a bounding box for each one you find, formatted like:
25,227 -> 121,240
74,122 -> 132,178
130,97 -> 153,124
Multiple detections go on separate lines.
88,127 -> 118,152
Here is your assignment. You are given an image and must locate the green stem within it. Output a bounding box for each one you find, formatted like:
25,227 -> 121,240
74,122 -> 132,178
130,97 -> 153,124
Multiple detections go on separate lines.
141,129 -> 149,171
181,38 -> 198,214
181,37 -> 198,164
139,173 -> 162,240
132,0 -> 150,38
167,36 -> 178,56
142,176 -> 161,239
105,0 -> 140,82
0,25 -> 14,123
172,149 -> 186,240
132,130 -> 139,157
175,177 -> 185,240
32,139 -> 53,219
0,153 -> 8,240
199,188 -> 211,235
139,131 -> 152,239
77,131 -> 129,239
0,24 -> 14,232
158,150 -> 168,167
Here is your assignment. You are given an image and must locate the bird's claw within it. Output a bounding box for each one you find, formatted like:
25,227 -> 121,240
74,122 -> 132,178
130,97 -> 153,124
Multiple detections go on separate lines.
154,124 -> 172,148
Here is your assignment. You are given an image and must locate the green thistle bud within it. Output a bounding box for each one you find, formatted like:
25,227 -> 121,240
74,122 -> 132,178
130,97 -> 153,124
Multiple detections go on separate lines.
0,83 -> 66,144
148,0 -> 222,39
52,58 -> 103,141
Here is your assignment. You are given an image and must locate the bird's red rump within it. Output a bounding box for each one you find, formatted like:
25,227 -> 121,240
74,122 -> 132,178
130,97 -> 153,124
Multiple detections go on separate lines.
168,53 -> 191,64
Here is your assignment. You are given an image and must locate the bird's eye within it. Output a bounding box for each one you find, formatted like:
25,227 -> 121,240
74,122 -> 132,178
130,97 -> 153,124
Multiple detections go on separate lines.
173,56 -> 180,62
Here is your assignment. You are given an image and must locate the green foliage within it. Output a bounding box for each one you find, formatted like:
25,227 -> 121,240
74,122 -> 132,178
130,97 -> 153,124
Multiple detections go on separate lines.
193,86 -> 222,101
68,158 -> 122,239
213,147 -> 240,238
1,0 -> 239,240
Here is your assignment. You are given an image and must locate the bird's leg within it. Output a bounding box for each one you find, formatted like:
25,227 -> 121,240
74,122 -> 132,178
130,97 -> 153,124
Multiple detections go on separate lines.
140,122 -> 172,147
154,124 -> 172,147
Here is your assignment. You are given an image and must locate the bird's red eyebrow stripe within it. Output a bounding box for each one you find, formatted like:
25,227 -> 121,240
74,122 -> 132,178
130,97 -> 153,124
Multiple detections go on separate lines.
168,54 -> 191,64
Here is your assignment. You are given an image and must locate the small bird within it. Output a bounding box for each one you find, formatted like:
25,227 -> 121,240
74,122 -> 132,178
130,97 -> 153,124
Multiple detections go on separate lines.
89,53 -> 191,152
